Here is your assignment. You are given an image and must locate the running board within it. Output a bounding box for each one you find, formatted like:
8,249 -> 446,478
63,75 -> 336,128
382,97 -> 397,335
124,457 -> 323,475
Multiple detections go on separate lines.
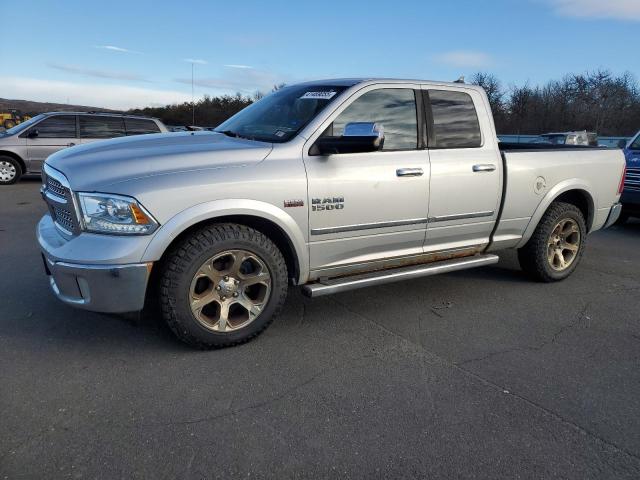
301,254 -> 499,298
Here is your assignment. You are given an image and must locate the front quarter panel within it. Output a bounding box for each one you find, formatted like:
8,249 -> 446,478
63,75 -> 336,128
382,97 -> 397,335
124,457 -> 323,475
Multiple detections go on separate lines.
141,198 -> 309,283
112,149 -> 310,283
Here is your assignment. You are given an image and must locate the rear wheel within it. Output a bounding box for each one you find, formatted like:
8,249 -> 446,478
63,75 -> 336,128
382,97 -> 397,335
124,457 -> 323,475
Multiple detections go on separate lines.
518,202 -> 586,282
159,223 -> 288,348
0,156 -> 22,185
3,120 -> 15,129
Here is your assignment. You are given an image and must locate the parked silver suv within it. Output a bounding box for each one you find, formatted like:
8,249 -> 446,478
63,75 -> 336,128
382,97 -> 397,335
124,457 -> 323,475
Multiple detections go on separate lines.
0,112 -> 167,184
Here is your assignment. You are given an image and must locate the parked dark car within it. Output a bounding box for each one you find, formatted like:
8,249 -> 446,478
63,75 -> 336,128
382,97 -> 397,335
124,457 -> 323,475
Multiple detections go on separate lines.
619,131 -> 640,223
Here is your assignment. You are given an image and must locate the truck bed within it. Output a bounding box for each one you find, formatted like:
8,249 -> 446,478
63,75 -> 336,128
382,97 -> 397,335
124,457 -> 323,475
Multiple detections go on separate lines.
488,146 -> 625,252
499,142 -> 610,151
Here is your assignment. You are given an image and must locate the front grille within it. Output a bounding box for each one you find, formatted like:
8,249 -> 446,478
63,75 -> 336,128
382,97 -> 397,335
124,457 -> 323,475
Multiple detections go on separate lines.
46,176 -> 68,198
43,167 -> 79,236
52,205 -> 75,232
625,167 -> 640,192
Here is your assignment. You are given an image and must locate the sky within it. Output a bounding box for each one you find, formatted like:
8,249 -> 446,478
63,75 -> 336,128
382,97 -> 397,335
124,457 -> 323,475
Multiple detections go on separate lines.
1,0 -> 638,110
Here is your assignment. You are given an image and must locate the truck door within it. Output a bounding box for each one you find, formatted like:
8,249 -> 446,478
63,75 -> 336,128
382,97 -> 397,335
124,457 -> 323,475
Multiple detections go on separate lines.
25,115 -> 78,172
422,88 -> 502,253
303,86 -> 430,275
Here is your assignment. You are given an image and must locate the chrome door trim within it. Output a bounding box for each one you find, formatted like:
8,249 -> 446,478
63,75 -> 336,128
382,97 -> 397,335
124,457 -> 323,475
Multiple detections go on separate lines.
310,217 -> 429,236
428,211 -> 494,223
310,211 -> 495,235
396,167 -> 424,177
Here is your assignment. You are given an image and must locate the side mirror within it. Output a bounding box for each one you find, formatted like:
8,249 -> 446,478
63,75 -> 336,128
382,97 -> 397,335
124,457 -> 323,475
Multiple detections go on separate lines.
27,129 -> 39,138
311,122 -> 384,155
617,139 -> 628,149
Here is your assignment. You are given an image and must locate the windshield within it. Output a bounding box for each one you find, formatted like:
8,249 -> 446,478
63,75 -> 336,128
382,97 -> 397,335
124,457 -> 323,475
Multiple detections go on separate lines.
215,85 -> 348,143
630,132 -> 640,150
2,114 -> 45,135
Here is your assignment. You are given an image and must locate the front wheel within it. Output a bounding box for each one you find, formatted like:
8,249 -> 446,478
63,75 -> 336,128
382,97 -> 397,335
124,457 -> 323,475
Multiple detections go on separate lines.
0,156 -> 22,185
518,202 -> 586,282
159,223 -> 288,348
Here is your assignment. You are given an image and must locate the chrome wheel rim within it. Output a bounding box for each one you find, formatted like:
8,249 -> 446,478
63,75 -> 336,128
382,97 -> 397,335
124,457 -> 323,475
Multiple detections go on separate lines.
0,161 -> 16,182
189,249 -> 272,333
547,218 -> 580,271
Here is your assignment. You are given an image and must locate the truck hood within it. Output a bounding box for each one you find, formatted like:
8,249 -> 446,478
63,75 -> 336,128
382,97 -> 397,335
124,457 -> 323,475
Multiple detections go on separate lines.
46,131 -> 273,191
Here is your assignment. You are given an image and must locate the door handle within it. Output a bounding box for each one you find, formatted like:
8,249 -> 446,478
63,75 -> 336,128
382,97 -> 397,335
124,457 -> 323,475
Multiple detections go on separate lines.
472,164 -> 496,172
396,168 -> 424,177
67,142 -> 76,147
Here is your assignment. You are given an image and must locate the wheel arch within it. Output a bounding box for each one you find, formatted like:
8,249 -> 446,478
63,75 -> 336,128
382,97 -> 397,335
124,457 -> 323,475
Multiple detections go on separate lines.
517,180 -> 595,248
142,199 -> 309,284
0,150 -> 26,175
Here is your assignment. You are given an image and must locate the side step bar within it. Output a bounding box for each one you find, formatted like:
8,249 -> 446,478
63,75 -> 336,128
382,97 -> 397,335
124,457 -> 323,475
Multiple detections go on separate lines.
301,254 -> 499,298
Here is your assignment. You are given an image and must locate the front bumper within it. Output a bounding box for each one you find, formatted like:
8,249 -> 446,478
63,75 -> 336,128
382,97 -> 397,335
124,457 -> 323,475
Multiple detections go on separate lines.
38,214 -> 153,313
42,255 -> 151,313
603,202 -> 623,229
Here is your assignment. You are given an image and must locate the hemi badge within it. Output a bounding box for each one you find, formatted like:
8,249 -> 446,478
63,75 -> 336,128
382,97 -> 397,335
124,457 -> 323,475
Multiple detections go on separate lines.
284,200 -> 304,208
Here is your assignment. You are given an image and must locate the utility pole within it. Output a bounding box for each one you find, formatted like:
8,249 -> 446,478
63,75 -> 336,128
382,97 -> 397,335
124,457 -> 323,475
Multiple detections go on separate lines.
191,62 -> 195,126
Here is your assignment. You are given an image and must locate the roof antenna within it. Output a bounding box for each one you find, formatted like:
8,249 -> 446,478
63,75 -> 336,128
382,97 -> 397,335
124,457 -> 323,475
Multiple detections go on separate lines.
454,75 -> 465,84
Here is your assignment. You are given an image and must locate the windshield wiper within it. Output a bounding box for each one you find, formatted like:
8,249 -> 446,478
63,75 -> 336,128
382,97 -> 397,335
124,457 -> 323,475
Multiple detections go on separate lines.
217,129 -> 240,138
216,129 -> 260,142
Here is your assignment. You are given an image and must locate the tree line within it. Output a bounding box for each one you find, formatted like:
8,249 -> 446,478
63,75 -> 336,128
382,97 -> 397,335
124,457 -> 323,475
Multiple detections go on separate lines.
471,70 -> 640,136
130,71 -> 640,136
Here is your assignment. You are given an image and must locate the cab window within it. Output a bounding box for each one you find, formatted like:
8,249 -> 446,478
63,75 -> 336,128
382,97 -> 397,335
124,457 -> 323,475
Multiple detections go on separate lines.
428,90 -> 482,148
330,88 -> 418,150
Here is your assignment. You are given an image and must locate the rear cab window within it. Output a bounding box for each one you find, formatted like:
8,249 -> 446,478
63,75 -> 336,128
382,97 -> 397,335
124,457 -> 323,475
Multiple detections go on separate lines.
426,89 -> 482,148
80,116 -> 125,139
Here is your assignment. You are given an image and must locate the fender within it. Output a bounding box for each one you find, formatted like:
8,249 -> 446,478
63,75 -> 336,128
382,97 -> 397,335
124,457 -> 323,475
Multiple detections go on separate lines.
516,178 -> 595,248
141,198 -> 309,284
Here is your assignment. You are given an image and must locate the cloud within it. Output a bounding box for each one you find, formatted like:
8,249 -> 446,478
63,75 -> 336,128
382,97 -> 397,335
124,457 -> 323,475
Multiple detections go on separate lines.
546,0 -> 640,20
95,45 -> 141,54
224,64 -> 253,69
48,63 -> 149,82
0,76 -> 193,110
184,58 -> 208,65
175,67 -> 287,94
434,51 -> 494,68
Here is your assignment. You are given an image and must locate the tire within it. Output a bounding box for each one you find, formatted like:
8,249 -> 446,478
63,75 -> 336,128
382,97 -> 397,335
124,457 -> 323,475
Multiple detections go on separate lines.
518,202 -> 587,282
159,223 -> 288,348
0,156 -> 22,185
4,120 -> 15,129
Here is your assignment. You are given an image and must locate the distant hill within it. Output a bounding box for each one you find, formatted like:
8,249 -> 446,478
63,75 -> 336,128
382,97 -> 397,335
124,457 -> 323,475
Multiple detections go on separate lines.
0,98 -> 119,115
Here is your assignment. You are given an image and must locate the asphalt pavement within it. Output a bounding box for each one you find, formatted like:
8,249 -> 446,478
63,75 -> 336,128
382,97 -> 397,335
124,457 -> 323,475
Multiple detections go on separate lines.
1,179 -> 639,479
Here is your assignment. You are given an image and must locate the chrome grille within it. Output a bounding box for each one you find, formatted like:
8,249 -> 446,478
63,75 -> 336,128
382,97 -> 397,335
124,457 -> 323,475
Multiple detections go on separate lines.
52,205 -> 75,232
42,165 -> 79,236
625,167 -> 640,192
46,176 -> 68,198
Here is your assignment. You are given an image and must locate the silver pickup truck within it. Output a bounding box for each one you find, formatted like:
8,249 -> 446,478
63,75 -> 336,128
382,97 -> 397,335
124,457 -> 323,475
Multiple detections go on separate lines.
37,78 -> 626,348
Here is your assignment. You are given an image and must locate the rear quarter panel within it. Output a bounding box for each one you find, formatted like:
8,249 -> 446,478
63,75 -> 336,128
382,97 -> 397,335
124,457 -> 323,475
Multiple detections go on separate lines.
493,148 -> 625,250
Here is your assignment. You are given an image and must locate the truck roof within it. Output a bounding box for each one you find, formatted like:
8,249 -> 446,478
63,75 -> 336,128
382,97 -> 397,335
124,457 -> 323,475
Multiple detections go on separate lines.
294,77 -> 485,92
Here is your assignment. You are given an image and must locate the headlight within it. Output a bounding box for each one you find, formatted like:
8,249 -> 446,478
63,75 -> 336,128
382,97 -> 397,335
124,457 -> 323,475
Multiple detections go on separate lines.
77,192 -> 159,235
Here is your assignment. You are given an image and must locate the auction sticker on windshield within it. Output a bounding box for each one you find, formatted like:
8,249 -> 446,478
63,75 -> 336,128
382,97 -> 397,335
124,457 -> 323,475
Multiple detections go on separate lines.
300,91 -> 337,100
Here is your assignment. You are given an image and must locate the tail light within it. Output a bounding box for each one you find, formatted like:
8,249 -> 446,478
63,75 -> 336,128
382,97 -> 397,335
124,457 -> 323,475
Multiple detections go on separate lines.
618,165 -> 627,195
